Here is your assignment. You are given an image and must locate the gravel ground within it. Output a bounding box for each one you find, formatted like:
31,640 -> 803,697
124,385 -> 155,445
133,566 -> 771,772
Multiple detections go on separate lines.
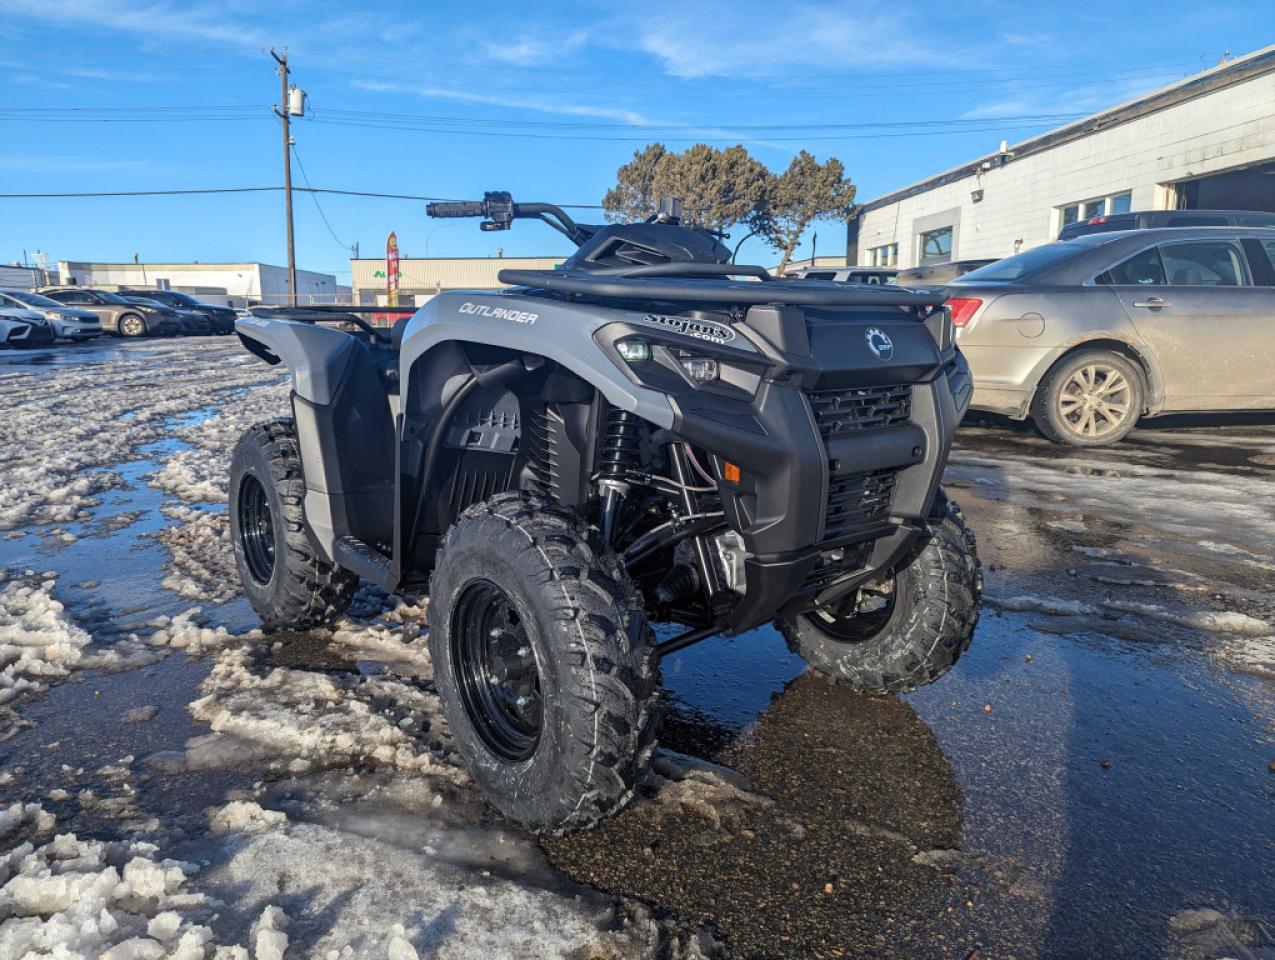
1,338 -> 1271,959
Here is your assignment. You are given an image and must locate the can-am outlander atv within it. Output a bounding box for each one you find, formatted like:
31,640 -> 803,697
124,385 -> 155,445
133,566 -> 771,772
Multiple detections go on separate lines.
230,193 -> 981,832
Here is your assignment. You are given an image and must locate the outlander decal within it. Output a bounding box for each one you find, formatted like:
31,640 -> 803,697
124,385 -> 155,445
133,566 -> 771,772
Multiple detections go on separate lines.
459,301 -> 538,325
639,313 -> 736,345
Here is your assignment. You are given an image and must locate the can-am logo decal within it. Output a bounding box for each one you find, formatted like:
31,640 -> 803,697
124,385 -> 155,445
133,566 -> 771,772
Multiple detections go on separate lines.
459,301 -> 538,325
640,313 -> 736,345
865,328 -> 894,360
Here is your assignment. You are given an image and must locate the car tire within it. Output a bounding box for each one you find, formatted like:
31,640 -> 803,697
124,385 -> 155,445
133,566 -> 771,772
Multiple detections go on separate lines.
118,313 -> 147,338
1031,349 -> 1144,446
229,418 -> 358,630
428,490 -> 661,833
778,492 -> 980,695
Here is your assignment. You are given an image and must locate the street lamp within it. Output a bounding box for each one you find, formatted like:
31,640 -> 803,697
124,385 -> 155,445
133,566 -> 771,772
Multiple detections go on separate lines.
425,222 -> 458,258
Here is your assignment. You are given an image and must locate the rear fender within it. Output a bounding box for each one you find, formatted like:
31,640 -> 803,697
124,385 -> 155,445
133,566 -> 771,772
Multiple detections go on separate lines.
235,317 -> 395,566
235,316 -> 362,404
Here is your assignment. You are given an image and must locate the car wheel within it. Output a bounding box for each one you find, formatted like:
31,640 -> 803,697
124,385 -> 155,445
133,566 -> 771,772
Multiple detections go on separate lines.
118,313 -> 147,338
1031,350 -> 1144,446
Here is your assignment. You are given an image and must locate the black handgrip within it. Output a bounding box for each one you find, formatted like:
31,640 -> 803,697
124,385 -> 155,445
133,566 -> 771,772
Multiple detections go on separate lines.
426,200 -> 487,218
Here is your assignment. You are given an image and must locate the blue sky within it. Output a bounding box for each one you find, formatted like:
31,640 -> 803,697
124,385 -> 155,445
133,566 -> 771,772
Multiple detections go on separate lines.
1,1 -> 1264,282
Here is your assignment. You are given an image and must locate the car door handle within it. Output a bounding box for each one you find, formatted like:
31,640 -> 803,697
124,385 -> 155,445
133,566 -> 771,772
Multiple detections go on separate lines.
1132,297 -> 1170,308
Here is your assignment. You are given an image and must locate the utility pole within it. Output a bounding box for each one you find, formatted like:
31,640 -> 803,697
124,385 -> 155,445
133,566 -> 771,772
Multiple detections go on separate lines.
271,48 -> 298,306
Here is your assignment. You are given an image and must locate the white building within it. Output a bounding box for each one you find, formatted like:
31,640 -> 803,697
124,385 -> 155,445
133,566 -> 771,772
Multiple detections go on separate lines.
849,45 -> 1275,270
56,260 -> 348,307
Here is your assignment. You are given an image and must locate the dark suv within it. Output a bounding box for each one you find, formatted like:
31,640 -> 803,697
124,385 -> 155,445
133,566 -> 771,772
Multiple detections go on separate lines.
119,289 -> 236,334
1059,209 -> 1275,241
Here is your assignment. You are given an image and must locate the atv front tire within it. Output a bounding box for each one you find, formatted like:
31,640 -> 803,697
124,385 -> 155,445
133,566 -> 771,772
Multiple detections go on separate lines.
229,418 -> 358,630
778,492 -> 980,694
428,491 -> 661,833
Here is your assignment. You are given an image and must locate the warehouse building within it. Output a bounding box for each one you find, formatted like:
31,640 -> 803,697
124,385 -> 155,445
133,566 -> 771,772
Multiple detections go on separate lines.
350,256 -> 564,306
56,260 -> 347,307
848,44 -> 1275,269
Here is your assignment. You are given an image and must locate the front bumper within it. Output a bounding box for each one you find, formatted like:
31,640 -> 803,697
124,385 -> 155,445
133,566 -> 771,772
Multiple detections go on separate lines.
6,323 -> 54,345
601,311 -> 969,632
178,316 -> 213,335
50,317 -> 102,339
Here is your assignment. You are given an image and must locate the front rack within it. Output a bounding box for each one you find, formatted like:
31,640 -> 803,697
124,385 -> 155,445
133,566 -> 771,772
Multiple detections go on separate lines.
497,266 -> 944,309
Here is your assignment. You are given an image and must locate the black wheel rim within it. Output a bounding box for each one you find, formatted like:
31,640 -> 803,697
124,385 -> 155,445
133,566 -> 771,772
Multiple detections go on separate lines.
452,580 -> 542,762
237,473 -> 277,585
806,574 -> 899,643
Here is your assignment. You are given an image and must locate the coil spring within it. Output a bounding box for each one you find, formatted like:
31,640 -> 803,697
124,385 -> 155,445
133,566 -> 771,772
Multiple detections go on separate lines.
598,408 -> 642,483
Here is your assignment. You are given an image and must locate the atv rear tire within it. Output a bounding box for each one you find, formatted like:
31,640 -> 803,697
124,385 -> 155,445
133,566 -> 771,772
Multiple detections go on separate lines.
428,491 -> 661,833
778,492 -> 980,694
229,418 -> 358,630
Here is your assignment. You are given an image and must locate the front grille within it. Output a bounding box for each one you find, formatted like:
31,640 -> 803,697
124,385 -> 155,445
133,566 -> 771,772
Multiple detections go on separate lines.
808,384 -> 911,439
824,469 -> 897,541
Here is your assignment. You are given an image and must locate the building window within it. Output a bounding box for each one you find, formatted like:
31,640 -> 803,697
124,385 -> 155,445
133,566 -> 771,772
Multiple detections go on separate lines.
1059,191 -> 1133,234
918,227 -> 952,263
868,243 -> 897,267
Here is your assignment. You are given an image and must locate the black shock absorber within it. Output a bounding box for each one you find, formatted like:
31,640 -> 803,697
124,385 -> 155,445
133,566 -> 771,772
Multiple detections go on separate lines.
598,408 -> 642,544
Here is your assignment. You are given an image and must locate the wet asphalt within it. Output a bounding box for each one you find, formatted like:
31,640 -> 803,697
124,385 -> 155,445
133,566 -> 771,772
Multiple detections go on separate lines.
2,339 -> 1273,959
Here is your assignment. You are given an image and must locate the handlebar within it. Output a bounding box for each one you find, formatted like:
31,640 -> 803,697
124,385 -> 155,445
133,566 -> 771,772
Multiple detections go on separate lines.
426,190 -> 591,245
424,200 -> 488,218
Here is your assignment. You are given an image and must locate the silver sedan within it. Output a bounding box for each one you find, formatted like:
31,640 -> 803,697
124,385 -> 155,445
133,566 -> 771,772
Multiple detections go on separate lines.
945,227 -> 1275,445
0,288 -> 102,341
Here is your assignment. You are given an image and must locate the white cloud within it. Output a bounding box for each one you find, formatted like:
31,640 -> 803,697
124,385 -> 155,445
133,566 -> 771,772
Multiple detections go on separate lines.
1,0 -> 269,47
349,79 -> 656,126
0,154 -> 150,173
961,69 -> 1186,122
617,1 -> 915,78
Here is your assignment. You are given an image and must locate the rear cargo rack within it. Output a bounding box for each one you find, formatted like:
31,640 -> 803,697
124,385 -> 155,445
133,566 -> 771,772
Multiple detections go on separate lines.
497,267 -> 944,309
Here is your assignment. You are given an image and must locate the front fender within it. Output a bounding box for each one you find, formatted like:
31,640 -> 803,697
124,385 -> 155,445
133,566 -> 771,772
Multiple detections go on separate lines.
397,293 -> 678,429
235,317 -> 362,404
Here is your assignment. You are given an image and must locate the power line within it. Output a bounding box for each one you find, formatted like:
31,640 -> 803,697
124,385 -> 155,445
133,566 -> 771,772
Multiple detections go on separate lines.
0,185 -> 604,207
0,186 -> 281,198
290,143 -> 352,252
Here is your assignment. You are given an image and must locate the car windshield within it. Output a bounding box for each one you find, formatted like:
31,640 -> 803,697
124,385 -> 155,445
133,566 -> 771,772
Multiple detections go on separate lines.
92,290 -> 131,304
2,290 -> 63,309
955,243 -> 1082,282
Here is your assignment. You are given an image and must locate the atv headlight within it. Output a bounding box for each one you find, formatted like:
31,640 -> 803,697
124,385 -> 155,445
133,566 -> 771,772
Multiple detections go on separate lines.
615,339 -> 651,363
679,356 -> 718,382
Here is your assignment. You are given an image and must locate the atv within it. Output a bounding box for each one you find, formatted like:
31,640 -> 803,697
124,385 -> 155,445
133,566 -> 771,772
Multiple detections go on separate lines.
229,192 -> 981,832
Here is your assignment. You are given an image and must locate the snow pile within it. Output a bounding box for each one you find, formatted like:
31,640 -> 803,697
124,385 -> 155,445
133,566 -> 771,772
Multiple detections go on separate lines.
0,802 -> 55,838
0,340 -> 285,533
194,812 -> 662,960
155,507 -> 240,604
148,607 -> 240,656
1101,600 -> 1272,637
0,571 -> 92,709
185,643 -> 455,778
209,801 -> 286,835
151,386 -> 292,506
151,454 -> 227,504
0,831 -> 288,960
